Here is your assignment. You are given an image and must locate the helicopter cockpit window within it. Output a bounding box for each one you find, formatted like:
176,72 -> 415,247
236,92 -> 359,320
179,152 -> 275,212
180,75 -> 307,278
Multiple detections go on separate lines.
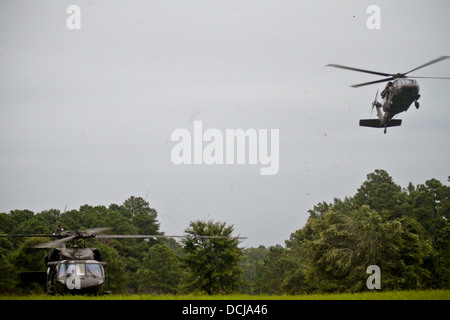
395,79 -> 417,87
58,262 -> 103,278
86,264 -> 103,278
58,263 -> 84,277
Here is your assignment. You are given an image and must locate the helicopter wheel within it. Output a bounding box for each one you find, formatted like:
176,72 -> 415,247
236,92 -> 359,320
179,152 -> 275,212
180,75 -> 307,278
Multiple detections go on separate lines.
415,101 -> 420,109
46,282 -> 55,295
384,126 -> 387,134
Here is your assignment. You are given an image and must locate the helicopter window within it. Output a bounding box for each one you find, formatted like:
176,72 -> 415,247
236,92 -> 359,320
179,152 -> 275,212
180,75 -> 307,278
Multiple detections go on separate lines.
58,263 -> 86,277
395,79 -> 417,87
58,264 -> 67,277
76,264 -> 86,276
58,263 -> 103,278
86,264 -> 103,278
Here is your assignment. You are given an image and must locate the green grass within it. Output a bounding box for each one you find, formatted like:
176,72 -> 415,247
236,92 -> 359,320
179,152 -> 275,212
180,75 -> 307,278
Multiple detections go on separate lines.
1,290 -> 449,300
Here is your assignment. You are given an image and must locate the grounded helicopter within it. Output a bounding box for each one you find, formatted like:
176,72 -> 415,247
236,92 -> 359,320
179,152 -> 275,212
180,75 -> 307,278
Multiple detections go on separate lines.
2,227 -> 246,295
327,56 -> 450,133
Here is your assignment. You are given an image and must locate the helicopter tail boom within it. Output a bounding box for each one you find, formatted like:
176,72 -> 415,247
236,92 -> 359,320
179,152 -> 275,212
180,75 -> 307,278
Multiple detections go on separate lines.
359,119 -> 402,128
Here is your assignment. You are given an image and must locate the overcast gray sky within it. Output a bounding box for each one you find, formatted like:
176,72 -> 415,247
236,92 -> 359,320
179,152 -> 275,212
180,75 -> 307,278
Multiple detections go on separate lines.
1,0 -> 449,247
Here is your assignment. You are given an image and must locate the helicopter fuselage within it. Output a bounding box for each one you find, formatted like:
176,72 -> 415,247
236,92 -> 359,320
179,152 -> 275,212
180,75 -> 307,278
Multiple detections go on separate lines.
361,78 -> 421,132
379,78 -> 420,125
45,247 -> 107,294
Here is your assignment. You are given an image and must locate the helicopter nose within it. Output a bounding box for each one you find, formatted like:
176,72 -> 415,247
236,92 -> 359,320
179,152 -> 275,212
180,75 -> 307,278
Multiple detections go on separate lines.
398,82 -> 419,94
405,84 -> 419,93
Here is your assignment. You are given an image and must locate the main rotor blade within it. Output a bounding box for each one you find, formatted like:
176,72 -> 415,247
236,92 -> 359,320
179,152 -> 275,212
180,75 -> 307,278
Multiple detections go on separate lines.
83,227 -> 110,235
351,77 -> 395,88
33,235 -> 77,248
0,234 -> 58,238
404,56 -> 450,76
326,64 -> 392,77
409,76 -> 450,79
97,234 -> 247,240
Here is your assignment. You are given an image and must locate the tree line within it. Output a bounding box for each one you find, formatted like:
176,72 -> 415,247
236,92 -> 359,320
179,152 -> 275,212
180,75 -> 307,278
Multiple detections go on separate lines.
245,170 -> 449,294
0,196 -> 243,294
0,170 -> 449,294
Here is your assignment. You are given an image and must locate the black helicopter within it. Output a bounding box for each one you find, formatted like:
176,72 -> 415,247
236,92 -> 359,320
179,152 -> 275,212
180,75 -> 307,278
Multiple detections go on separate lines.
327,56 -> 450,133
2,228 -> 245,295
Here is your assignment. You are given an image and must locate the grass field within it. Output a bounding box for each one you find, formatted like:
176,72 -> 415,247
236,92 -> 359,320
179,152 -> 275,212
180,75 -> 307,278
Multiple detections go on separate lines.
1,290 -> 449,300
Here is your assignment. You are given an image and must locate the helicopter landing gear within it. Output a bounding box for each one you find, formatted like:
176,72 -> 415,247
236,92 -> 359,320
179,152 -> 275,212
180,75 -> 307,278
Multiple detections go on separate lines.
415,94 -> 421,109
384,126 -> 387,134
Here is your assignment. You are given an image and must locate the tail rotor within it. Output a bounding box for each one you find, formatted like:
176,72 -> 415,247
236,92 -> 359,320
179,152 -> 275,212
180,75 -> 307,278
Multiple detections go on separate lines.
371,90 -> 379,116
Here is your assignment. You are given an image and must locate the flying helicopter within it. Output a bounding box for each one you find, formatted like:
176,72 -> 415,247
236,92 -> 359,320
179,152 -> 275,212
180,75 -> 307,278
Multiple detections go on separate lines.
1,227 -> 246,295
327,56 -> 450,133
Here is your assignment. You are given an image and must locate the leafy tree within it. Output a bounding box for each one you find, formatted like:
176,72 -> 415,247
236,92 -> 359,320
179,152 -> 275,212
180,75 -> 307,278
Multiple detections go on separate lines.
434,223 -> 450,288
123,196 -> 160,235
0,212 -> 14,234
302,206 -> 433,292
59,209 -> 84,231
182,220 -> 243,294
137,243 -> 185,294
0,236 -> 16,292
406,178 -> 449,240
94,241 -> 128,293
252,245 -> 288,294
405,178 -> 450,288
9,210 -> 35,234
252,170 -> 448,293
240,246 -> 269,294
353,169 -> 407,219
102,197 -> 162,292
11,237 -> 49,293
